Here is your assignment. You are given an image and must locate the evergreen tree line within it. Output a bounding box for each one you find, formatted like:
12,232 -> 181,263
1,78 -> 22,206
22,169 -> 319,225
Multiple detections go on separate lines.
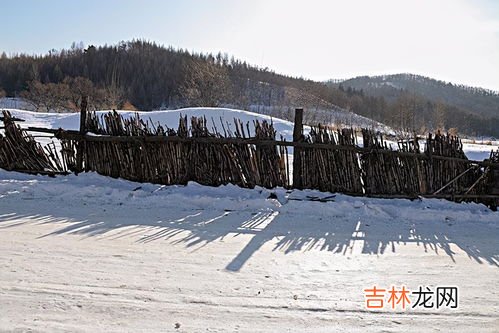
0,40 -> 497,137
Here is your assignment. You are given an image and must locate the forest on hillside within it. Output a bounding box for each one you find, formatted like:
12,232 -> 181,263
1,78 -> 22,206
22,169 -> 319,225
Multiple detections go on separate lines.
1,40 -> 498,137
333,73 -> 499,118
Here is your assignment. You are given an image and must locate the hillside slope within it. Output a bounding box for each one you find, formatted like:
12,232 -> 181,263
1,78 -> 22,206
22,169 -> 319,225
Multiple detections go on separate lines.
333,74 -> 499,118
1,41 -> 498,136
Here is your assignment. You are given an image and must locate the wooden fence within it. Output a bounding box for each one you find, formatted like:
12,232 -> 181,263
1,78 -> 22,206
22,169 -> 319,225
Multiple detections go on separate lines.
1,107 -> 498,209
76,111 -> 288,188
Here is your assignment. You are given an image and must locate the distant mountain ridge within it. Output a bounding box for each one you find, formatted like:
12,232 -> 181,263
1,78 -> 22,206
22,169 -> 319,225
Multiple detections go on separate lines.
329,73 -> 499,119
1,40 -> 498,136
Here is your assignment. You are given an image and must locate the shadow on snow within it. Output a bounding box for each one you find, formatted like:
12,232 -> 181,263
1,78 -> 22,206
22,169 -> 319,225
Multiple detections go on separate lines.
1,192 -> 498,271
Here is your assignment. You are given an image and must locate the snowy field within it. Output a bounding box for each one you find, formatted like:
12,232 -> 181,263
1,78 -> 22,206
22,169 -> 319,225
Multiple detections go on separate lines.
0,170 -> 498,332
1,108 -> 498,332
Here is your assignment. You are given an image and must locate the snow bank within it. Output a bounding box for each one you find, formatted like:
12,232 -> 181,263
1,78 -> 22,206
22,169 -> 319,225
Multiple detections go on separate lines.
1,169 -> 497,233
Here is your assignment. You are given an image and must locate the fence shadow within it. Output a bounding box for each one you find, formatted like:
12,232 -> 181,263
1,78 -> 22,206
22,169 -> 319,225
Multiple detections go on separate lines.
1,194 -> 497,271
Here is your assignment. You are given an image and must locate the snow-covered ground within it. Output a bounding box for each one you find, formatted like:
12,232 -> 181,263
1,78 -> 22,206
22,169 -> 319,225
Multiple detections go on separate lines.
247,104 -> 395,135
0,170 -> 498,332
461,141 -> 499,161
1,108 -> 498,331
0,97 -> 36,111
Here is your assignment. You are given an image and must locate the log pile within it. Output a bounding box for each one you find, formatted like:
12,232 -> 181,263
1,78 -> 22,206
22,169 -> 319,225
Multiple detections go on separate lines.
0,110 -> 64,175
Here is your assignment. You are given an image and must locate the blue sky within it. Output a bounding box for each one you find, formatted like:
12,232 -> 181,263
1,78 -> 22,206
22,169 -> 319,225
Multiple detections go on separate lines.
2,0 -> 499,90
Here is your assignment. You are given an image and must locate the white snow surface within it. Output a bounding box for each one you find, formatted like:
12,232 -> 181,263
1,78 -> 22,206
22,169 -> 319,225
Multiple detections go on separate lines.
461,142 -> 499,161
1,107 -> 499,331
0,170 -> 498,332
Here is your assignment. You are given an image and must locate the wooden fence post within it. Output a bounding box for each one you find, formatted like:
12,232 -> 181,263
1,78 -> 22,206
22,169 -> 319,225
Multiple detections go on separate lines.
76,95 -> 88,174
292,108 -> 303,189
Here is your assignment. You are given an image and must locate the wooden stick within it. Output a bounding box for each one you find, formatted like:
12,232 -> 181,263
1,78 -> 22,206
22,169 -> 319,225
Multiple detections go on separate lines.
432,166 -> 475,195
75,96 -> 88,173
292,108 -> 304,189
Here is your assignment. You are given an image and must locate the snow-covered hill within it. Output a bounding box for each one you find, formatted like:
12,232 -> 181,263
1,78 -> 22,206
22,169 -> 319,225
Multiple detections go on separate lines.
5,107 -> 298,141
248,104 -> 394,134
3,108 -> 498,161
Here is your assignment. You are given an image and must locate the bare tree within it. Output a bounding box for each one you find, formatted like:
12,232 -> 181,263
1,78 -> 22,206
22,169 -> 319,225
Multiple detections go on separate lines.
104,65 -> 125,109
21,81 -> 69,112
63,76 -> 105,111
21,80 -> 87,112
434,101 -> 446,131
179,60 -> 232,106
